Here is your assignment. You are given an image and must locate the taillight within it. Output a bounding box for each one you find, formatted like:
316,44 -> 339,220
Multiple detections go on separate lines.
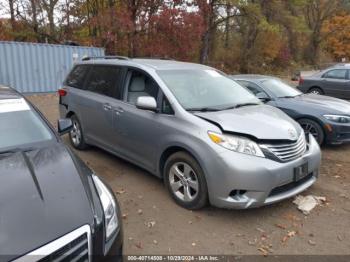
58,88 -> 67,96
299,77 -> 304,85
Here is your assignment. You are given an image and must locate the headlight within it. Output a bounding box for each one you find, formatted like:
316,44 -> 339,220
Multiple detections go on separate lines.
208,131 -> 265,157
324,114 -> 350,123
92,174 -> 118,241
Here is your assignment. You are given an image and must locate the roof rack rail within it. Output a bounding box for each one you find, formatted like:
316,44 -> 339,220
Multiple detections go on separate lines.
82,56 -> 130,61
133,56 -> 174,60
334,63 -> 350,67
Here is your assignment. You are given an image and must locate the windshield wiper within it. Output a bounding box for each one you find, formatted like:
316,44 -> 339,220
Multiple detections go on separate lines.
231,102 -> 261,109
186,107 -> 221,112
0,147 -> 35,155
187,102 -> 260,112
279,95 -> 301,98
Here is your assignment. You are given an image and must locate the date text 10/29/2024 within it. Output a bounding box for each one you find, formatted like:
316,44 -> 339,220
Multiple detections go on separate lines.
127,256 -> 220,261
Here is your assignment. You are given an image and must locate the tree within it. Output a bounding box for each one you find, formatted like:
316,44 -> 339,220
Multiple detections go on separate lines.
304,0 -> 343,64
0,19 -> 13,40
42,0 -> 60,40
196,0 -> 239,64
124,0 -> 164,57
141,5 -> 204,60
2,0 -> 350,74
8,0 -> 16,30
323,13 -> 350,60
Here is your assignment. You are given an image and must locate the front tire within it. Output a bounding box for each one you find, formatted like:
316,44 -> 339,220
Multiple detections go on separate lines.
164,152 -> 208,210
69,115 -> 88,150
298,118 -> 325,145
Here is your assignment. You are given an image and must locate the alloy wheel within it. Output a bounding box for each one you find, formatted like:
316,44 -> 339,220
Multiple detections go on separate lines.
169,162 -> 199,202
301,122 -> 319,141
70,120 -> 82,146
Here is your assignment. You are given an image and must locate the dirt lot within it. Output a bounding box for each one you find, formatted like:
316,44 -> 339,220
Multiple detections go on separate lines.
28,94 -> 350,256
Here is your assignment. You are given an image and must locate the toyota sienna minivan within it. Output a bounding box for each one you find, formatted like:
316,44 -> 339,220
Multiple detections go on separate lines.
59,57 -> 321,210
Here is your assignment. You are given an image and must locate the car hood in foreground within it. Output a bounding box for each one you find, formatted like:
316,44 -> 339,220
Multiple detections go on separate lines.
195,104 -> 302,140
0,144 -> 94,260
280,94 -> 350,114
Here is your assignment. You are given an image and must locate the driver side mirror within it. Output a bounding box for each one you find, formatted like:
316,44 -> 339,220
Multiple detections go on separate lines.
256,92 -> 270,102
136,96 -> 158,112
57,118 -> 73,135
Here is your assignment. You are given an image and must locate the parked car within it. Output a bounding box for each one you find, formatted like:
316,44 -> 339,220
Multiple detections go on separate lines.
59,57 -> 321,210
297,64 -> 350,99
0,85 -> 123,261
231,75 -> 350,145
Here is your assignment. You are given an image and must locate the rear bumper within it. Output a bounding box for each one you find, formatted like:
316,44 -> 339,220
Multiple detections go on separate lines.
204,135 -> 321,209
296,85 -> 307,93
59,104 -> 68,118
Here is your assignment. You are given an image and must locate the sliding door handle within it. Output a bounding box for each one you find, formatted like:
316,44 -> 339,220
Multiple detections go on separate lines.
115,107 -> 124,113
103,103 -> 112,111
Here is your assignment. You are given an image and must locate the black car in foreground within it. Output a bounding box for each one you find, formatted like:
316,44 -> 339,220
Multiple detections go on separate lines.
0,85 -> 123,261
230,75 -> 350,145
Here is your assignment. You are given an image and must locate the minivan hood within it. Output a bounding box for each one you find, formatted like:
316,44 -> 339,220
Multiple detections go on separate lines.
0,144 -> 93,259
195,105 -> 302,140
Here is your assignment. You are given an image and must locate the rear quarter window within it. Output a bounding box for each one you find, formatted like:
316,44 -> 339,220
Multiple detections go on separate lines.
84,66 -> 122,98
65,65 -> 90,89
322,69 -> 347,80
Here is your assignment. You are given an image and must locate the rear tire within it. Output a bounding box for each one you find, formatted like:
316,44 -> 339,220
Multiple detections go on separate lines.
308,87 -> 323,95
164,152 -> 208,210
298,118 -> 325,145
69,115 -> 88,150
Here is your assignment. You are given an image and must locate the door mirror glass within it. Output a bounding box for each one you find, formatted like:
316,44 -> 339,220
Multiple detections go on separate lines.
136,96 -> 157,111
57,118 -> 73,135
256,92 -> 270,102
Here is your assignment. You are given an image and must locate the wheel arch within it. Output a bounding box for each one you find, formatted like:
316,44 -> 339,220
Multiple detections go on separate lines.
308,86 -> 324,94
66,111 -> 85,134
66,110 -> 75,118
158,145 -> 203,178
295,115 -> 327,141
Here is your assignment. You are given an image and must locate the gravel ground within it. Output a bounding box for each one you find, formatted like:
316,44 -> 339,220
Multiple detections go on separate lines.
27,94 -> 350,257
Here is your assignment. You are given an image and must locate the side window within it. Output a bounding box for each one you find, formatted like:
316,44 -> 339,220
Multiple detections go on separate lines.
127,70 -> 159,105
65,65 -> 89,89
162,96 -> 174,115
237,80 -> 266,95
323,69 -> 347,80
85,66 -> 121,98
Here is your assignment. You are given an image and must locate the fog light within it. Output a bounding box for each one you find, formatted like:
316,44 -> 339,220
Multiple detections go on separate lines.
230,190 -> 247,198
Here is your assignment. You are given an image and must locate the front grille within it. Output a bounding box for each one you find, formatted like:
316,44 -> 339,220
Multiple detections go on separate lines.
260,134 -> 307,162
38,233 -> 89,262
14,225 -> 91,262
268,172 -> 314,197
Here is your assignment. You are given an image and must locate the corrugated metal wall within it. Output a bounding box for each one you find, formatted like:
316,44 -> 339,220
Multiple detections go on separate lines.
0,41 -> 104,93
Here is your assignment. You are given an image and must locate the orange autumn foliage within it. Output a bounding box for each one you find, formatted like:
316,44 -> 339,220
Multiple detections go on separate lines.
323,14 -> 350,60
0,19 -> 12,41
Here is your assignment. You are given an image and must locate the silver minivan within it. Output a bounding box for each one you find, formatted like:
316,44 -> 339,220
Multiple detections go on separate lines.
59,57 -> 321,210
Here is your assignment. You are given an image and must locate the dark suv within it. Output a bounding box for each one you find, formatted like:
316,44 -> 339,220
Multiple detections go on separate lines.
0,85 -> 123,261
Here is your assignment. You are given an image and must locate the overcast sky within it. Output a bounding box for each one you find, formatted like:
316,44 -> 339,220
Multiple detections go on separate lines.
0,0 -> 9,18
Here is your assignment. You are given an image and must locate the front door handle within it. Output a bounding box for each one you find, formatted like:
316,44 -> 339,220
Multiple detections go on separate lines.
114,107 -> 124,113
103,103 -> 112,111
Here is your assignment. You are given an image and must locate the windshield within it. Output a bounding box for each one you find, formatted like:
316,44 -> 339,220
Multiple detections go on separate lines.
0,98 -> 54,152
260,79 -> 302,98
157,69 -> 261,110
